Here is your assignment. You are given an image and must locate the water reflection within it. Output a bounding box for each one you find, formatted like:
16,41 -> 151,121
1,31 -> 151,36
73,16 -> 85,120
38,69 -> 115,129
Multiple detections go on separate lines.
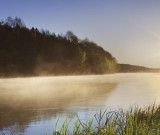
0,76 -> 118,133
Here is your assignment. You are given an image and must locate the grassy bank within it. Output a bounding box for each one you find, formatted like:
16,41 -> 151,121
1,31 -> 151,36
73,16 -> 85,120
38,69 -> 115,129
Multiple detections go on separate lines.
53,104 -> 160,135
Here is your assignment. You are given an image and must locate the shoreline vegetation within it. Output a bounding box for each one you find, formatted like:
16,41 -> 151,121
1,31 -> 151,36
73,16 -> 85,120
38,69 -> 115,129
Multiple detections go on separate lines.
0,17 -> 160,78
53,104 -> 160,135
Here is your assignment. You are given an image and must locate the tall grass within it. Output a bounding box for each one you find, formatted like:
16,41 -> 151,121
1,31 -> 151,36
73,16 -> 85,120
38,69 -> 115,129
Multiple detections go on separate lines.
53,104 -> 160,135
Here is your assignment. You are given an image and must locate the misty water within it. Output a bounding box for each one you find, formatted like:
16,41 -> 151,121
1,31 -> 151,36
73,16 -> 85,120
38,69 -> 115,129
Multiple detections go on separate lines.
0,73 -> 160,135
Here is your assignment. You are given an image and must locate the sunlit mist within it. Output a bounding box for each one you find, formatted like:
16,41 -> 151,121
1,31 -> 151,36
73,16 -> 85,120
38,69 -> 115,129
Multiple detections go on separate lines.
0,75 -> 117,110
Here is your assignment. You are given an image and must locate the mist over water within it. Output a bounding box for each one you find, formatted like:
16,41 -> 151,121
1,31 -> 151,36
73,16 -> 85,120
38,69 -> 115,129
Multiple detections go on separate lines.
0,73 -> 160,135
0,76 -> 117,110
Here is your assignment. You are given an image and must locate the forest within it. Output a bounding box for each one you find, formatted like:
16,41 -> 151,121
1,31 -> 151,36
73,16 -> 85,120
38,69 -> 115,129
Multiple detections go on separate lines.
0,17 -> 118,77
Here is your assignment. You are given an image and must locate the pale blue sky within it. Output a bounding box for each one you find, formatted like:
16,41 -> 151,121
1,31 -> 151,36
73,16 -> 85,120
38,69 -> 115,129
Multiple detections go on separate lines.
1,0 -> 160,68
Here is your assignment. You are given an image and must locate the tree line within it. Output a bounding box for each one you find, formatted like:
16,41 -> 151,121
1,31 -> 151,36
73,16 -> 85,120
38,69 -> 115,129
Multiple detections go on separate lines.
0,17 -> 119,77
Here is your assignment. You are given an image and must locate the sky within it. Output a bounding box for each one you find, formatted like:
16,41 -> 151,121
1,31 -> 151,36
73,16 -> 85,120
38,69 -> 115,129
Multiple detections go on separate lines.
0,0 -> 160,68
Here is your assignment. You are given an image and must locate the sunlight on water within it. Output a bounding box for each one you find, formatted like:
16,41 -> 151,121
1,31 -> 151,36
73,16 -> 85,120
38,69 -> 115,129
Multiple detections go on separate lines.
0,73 -> 160,135
105,73 -> 160,109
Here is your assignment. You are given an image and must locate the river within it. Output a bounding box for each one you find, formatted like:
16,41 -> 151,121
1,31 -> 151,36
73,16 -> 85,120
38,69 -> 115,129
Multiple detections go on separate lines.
0,73 -> 160,135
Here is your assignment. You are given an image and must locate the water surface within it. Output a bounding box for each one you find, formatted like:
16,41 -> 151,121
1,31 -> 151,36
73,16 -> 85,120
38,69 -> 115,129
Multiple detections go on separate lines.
0,73 -> 160,134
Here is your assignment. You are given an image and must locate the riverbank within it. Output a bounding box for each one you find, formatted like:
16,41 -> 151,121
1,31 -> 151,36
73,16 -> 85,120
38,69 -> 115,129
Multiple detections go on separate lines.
53,104 -> 160,135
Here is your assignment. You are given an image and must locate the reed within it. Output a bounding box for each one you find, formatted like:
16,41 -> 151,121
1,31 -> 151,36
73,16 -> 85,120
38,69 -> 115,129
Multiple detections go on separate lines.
53,104 -> 160,135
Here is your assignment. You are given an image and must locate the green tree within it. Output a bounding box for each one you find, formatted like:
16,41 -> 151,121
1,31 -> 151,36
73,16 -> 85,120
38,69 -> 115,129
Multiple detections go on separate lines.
66,31 -> 78,44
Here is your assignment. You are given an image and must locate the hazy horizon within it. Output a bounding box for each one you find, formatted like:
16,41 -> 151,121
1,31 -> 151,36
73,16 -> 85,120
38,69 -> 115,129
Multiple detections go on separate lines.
1,0 -> 160,68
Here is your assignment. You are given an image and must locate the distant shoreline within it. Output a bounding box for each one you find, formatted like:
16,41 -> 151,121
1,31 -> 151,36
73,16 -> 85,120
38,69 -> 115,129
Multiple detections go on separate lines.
0,68 -> 159,79
118,63 -> 160,73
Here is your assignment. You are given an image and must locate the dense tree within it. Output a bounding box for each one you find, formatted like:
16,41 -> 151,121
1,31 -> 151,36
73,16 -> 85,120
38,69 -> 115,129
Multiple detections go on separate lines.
0,17 -> 119,77
3,16 -> 26,28
66,31 -> 78,44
